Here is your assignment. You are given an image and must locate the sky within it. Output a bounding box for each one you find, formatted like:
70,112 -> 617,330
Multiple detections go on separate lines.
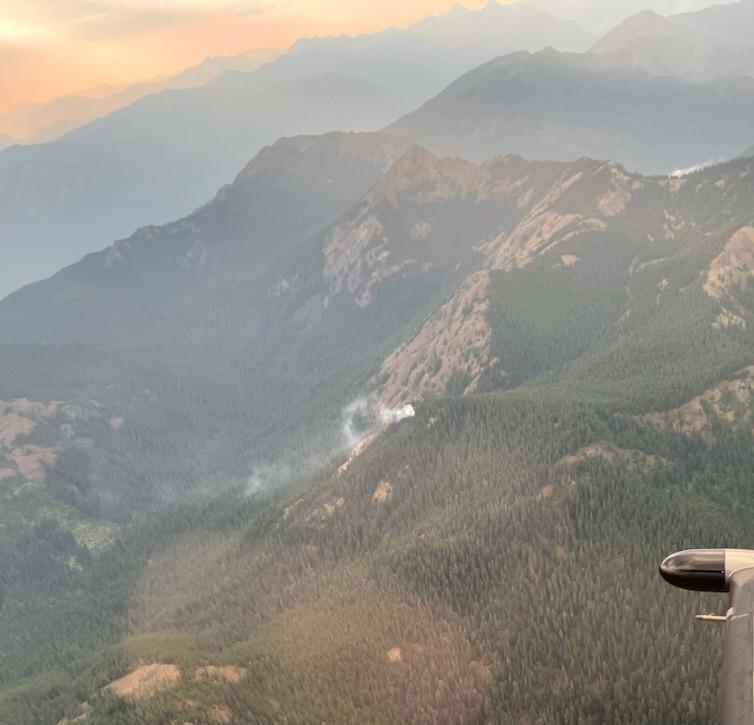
0,0 -> 489,113
0,0 -> 735,115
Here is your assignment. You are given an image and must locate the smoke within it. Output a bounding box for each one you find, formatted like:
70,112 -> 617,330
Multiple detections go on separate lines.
245,397 -> 415,497
341,397 -> 416,450
378,403 -> 416,426
670,158 -> 718,177
246,461 -> 294,497
341,397 -> 373,449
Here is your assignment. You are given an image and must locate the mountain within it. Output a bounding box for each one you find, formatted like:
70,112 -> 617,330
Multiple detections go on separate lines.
387,49 -> 754,173
0,2 -> 593,301
4,135 -> 754,722
0,74 -> 403,300
522,0 -> 737,33
271,2 -> 594,103
0,49 -> 278,144
7,131 -> 754,508
0,131 -> 417,512
592,1 -> 754,81
0,134 -> 13,152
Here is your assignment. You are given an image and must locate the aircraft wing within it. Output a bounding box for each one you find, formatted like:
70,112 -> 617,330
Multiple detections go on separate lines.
660,548 -> 754,725
721,568 -> 754,725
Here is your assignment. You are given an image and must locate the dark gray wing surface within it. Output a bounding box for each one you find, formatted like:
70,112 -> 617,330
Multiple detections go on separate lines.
722,569 -> 754,725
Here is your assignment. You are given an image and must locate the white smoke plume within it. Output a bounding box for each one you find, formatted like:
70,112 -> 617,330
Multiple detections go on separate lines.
378,403 -> 416,426
246,397 -> 415,496
341,397 -> 416,451
670,158 -> 718,177
246,461 -> 294,497
341,397 -> 373,449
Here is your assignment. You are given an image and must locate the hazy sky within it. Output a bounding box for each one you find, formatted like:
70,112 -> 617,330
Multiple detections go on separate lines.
0,0 -> 736,114
0,0 -> 489,113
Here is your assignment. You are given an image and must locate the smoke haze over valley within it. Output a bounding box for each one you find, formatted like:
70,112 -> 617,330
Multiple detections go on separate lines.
3,2 -> 754,724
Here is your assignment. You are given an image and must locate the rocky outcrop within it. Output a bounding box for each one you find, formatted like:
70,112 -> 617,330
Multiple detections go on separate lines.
643,367 -> 754,438
378,271 -> 496,405
704,226 -> 754,299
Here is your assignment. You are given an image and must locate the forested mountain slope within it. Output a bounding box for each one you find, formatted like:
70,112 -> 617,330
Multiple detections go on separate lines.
5,144 -> 754,723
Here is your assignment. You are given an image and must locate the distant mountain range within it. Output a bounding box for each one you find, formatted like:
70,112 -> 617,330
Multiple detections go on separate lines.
4,128 -> 754,721
593,0 -> 754,80
0,73 -> 404,300
0,49 -> 278,144
0,134 -> 13,152
387,49 -> 754,172
271,2 -> 594,103
523,0 -> 738,32
0,1 -> 593,300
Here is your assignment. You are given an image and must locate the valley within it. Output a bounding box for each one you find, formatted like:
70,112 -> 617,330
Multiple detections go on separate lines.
3,2 -> 754,723
2,134 -> 754,722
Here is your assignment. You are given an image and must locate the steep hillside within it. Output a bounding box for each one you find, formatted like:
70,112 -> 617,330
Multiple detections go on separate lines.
7,383 -> 754,723
5,140 -> 754,513
593,1 -> 754,82
0,132 -> 423,516
387,49 -> 754,173
5,143 -> 754,723
0,139 -> 571,519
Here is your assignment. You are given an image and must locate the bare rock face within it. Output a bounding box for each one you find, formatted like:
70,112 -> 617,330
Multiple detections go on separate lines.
369,155 -> 645,405
377,271 -> 495,406
0,399 -> 102,487
322,145 -> 579,308
642,367 -> 754,439
105,664 -> 181,699
704,226 -> 754,299
322,146 -> 527,307
195,665 -> 247,684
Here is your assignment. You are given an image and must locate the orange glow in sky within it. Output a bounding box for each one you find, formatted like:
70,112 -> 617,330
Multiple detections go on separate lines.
0,0 -> 489,114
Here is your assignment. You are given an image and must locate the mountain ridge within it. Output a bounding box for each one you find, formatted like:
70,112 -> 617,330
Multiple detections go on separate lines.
0,2 -> 595,301
386,49 -> 754,173
0,73 -> 404,301
0,48 -> 279,144
593,0 -> 754,81
4,133 -> 754,722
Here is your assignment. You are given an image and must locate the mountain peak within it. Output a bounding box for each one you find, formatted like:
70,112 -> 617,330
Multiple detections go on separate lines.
371,145 -> 442,201
592,1 -> 754,81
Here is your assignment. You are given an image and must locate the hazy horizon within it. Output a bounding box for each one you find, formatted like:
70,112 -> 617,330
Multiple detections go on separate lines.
0,0 -> 738,119
3,0 -> 754,722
